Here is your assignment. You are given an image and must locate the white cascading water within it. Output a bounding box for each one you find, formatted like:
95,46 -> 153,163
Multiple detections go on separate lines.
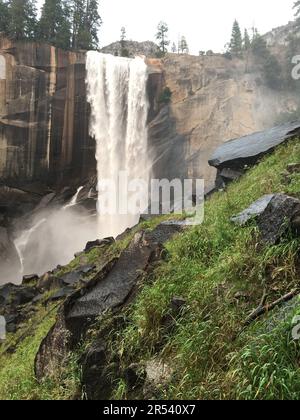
86,52 -> 150,238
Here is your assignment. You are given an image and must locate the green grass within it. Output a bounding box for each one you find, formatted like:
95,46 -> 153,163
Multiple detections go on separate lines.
105,139 -> 300,400
0,304 -> 81,400
2,139 -> 300,400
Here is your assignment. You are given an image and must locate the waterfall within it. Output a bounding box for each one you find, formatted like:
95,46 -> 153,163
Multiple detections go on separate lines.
86,52 -> 150,238
14,218 -> 47,274
63,186 -> 84,210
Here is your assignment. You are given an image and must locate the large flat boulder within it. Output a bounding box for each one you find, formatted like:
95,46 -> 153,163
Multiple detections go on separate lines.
209,121 -> 300,187
35,222 -> 184,382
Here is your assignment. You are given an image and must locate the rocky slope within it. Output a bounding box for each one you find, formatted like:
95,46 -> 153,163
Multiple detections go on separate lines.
1,128 -> 300,400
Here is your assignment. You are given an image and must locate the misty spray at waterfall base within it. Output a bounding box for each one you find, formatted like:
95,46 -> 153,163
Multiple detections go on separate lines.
1,53 -> 150,285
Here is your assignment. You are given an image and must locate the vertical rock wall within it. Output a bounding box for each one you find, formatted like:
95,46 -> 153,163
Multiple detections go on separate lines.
0,36 -> 95,188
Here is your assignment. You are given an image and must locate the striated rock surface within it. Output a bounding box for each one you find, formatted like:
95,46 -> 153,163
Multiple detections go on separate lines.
152,53 -> 300,190
209,121 -> 300,188
34,222 -> 184,391
209,121 -> 300,170
0,36 -> 95,188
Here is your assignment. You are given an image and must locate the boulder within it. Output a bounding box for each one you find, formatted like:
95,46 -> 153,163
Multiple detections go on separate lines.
80,340 -> 111,400
84,237 -> 115,253
22,274 -> 39,286
47,287 -> 74,302
258,194 -> 300,244
78,265 -> 96,275
209,122 -> 300,187
35,221 -> 185,386
61,271 -> 82,286
0,283 -> 37,308
232,194 -> 300,244
37,273 -> 64,292
231,195 -> 275,226
209,121 -> 300,170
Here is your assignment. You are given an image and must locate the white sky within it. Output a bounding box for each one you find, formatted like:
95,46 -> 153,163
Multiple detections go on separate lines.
37,0 -> 296,54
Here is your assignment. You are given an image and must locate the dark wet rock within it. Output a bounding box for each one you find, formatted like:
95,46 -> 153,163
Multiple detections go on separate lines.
84,237 -> 115,253
6,322 -> 17,334
115,228 -> 133,241
257,194 -> 300,244
61,271 -> 82,286
0,283 -> 37,308
32,294 -> 45,305
47,287 -> 74,302
209,121 -> 300,170
80,340 -> 111,400
32,193 -> 56,213
219,168 -> 244,184
22,274 -> 39,286
69,225 -> 183,320
5,313 -> 18,325
123,363 -> 146,390
233,194 -> 300,244
0,186 -> 42,222
231,195 -> 275,226
170,297 -> 187,313
209,122 -> 300,187
287,163 -> 300,174
37,273 -> 64,292
78,265 -> 96,275
35,222 -> 184,386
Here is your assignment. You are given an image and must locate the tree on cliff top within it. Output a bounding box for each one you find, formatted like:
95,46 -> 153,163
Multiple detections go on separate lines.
243,29 -> 251,51
71,0 -> 102,50
179,36 -> 189,54
38,0 -> 71,49
229,20 -> 243,56
120,26 -> 130,57
156,21 -> 169,55
0,1 -> 9,35
294,1 -> 300,25
8,0 -> 37,40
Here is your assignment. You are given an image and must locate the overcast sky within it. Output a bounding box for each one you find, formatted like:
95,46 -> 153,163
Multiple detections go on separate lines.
38,0 -> 296,54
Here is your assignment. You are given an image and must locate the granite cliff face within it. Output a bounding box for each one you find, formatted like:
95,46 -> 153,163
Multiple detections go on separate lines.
0,36 -> 95,189
0,31 -> 299,196
149,53 -> 300,190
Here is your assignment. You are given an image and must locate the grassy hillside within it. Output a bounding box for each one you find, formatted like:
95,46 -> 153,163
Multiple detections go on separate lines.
1,138 -> 300,400
107,138 -> 300,400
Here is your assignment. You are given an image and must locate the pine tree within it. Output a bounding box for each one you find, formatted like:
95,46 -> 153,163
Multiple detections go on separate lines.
294,1 -> 300,25
251,30 -> 268,57
38,0 -> 71,49
156,21 -> 169,55
71,0 -> 101,50
8,0 -> 37,40
229,20 -> 243,56
171,42 -> 177,53
179,36 -> 189,54
0,0 -> 9,35
120,26 -> 129,57
243,29 -> 251,51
